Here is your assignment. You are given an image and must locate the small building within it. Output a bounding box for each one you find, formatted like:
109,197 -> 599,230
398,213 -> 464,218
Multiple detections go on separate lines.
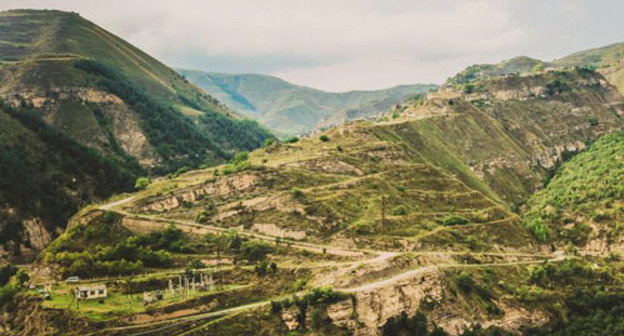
75,284 -> 107,300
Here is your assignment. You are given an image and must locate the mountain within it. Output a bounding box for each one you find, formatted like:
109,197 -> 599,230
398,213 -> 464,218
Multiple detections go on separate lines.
446,42 -> 624,96
446,56 -> 547,85
20,66 -> 624,336
0,10 -> 272,259
177,69 -> 436,134
552,41 -> 624,94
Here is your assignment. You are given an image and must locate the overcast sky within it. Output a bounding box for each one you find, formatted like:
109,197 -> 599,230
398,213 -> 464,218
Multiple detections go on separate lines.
2,0 -> 624,91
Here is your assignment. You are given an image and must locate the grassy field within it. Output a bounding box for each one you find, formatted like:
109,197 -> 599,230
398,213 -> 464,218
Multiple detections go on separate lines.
37,282 -> 245,322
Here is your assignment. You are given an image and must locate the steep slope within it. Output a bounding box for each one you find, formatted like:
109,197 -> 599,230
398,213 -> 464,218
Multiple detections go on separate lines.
0,10 -> 273,259
100,68 -> 624,253
177,69 -> 436,134
523,130 -> 624,249
410,67 -> 624,203
25,66 -> 624,336
553,41 -> 624,94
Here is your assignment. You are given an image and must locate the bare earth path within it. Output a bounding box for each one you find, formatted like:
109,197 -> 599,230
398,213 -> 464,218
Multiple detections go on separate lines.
83,197 -> 563,336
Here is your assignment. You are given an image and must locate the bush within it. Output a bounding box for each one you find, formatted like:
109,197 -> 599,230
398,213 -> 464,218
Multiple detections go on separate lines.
134,177 -> 150,190
0,264 -> 17,287
391,205 -> 408,216
319,135 -> 330,142
532,63 -> 544,73
232,151 -> 249,163
545,79 -> 570,95
264,138 -> 275,147
437,215 -> 469,226
291,187 -> 304,199
239,241 -> 273,262
189,259 -> 206,269
455,272 -> 474,292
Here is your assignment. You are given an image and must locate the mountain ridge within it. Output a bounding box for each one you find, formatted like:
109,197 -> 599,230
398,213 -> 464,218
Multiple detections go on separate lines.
0,9 -> 273,259
177,69 -> 436,134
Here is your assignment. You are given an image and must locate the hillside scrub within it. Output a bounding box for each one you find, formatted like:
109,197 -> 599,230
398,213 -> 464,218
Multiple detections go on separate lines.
74,59 -> 273,173
43,220 -> 194,277
523,131 -> 624,244
0,104 -> 138,252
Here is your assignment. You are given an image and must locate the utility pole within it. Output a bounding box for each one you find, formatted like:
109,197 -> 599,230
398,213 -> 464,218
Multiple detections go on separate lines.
380,196 -> 387,228
216,247 -> 223,290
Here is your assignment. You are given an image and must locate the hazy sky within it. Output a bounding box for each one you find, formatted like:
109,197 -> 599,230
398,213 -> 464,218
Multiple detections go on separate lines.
2,0 -> 624,91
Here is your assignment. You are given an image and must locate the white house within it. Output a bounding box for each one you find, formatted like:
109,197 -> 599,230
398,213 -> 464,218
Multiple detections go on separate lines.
75,284 -> 107,300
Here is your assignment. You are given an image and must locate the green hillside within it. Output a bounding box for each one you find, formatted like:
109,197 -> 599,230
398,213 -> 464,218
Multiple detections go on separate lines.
18,66 -> 624,336
101,67 -> 624,253
177,69 -> 436,134
524,130 -> 624,245
0,10 -> 273,259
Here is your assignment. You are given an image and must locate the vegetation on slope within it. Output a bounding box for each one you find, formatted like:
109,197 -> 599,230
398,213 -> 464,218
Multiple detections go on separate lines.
446,56 -> 547,85
178,69 -> 436,134
524,131 -> 624,244
0,104 -> 138,255
0,10 -> 274,256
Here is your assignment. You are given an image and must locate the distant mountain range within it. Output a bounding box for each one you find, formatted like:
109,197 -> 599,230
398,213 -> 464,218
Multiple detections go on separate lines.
177,70 -> 436,135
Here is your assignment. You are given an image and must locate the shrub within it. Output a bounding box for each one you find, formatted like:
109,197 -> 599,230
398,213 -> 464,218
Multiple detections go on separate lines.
134,177 -> 150,190
239,241 -> 273,262
437,215 -> 469,226
455,272 -> 474,292
189,259 -> 206,269
319,135 -> 330,142
291,187 -> 304,199
0,264 -> 18,287
545,79 -> 570,95
292,278 -> 307,291
528,265 -> 546,285
232,151 -> 249,163
391,205 -> 408,216
284,136 -> 299,143
589,117 -> 599,127
525,218 -> 550,242
532,63 -> 544,73
264,138 -> 275,147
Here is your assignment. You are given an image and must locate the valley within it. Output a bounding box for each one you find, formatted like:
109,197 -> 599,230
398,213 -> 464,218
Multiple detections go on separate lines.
2,7 -> 624,336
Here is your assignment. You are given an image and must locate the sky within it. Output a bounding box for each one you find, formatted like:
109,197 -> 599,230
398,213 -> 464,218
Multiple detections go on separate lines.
2,0 -> 624,92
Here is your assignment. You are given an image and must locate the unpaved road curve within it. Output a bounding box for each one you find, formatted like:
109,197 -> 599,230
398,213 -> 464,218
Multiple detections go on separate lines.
99,196 -> 135,210
83,255 -> 566,336
88,196 -> 565,336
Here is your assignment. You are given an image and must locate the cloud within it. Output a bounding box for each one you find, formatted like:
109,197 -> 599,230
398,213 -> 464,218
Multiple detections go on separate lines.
1,0 -> 624,91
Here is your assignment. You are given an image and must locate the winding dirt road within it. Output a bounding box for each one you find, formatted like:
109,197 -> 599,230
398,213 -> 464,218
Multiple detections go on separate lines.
83,196 -> 563,336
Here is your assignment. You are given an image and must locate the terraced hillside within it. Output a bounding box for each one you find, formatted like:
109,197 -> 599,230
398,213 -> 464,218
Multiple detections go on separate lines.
6,66 -> 624,336
109,68 -> 624,253
0,10 -> 272,260
177,70 -> 436,135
